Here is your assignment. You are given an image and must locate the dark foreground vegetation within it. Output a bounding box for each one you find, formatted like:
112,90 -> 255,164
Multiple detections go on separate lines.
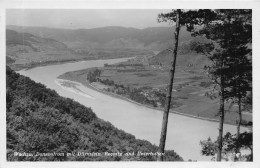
6,66 -> 182,161
200,131 -> 253,161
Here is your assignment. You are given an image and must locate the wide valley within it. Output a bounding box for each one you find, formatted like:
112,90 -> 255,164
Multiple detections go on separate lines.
18,58 -> 248,161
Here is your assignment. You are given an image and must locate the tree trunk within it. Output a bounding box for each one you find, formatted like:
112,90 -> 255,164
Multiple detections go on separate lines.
249,146 -> 253,161
235,93 -> 242,161
216,63 -> 225,161
158,9 -> 181,161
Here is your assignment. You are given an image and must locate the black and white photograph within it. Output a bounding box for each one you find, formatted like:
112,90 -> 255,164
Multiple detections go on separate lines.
1,0 -> 260,168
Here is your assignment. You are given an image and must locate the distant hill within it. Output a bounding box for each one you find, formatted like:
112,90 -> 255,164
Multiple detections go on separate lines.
6,29 -> 157,70
148,36 -> 211,72
6,29 -> 68,52
7,25 -> 193,51
6,26 -> 211,71
148,50 -> 209,72
6,29 -> 68,51
6,29 -> 73,66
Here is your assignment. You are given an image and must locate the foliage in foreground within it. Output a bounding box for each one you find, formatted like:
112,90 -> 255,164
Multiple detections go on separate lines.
200,131 -> 252,161
6,66 -> 182,161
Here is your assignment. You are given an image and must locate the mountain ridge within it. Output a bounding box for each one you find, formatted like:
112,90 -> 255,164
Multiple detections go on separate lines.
6,25 -> 209,72
7,25 -> 192,51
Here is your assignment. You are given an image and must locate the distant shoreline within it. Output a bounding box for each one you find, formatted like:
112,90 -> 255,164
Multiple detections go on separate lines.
11,56 -> 137,71
12,57 -> 112,71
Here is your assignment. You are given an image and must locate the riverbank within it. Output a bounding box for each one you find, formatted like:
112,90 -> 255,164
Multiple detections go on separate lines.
56,76 -> 249,128
10,57 -> 109,71
10,56 -> 137,71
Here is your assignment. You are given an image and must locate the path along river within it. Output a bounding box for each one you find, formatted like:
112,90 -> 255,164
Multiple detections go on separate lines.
18,58 -> 248,161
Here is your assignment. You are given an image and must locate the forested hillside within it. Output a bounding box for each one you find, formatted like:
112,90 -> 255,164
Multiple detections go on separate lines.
6,66 -> 182,161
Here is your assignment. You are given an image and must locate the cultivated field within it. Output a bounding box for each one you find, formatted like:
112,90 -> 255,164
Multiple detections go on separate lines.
59,58 -> 252,126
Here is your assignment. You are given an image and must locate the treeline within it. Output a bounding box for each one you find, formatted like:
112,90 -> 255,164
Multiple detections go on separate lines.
86,69 -> 180,108
104,63 -> 144,67
9,58 -> 87,71
127,87 -> 165,108
6,66 -> 182,161
86,69 -> 102,83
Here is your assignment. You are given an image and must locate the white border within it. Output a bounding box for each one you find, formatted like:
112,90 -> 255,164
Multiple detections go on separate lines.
0,0 -> 260,168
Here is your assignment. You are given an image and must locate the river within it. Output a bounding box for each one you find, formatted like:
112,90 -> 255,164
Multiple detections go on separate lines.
18,58 -> 247,161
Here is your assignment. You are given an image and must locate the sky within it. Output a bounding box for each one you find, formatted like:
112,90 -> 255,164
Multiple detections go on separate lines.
6,9 -> 172,29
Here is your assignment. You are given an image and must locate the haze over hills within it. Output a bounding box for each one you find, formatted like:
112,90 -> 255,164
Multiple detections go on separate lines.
7,25 -> 193,51
6,29 -> 80,67
6,25 -> 212,73
7,25 -> 212,71
6,29 -> 154,70
6,29 -> 71,64
6,29 -> 69,51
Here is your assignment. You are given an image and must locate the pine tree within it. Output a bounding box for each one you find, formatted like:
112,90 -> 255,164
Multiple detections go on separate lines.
157,9 -> 251,161
157,9 -> 181,161
156,9 -> 216,161
222,10 -> 252,159
189,9 -> 252,161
